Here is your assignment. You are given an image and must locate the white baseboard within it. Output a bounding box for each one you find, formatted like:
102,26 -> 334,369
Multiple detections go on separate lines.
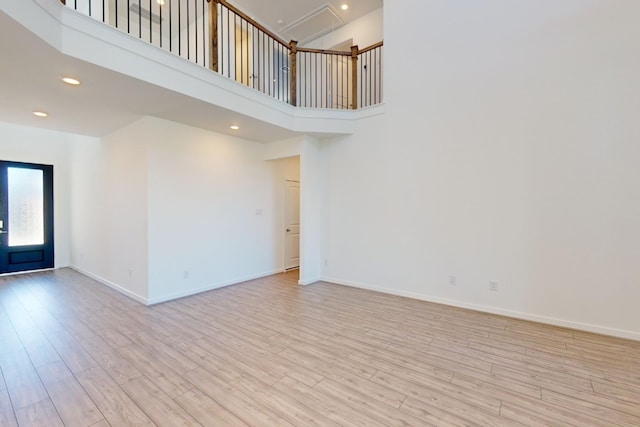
0,268 -> 55,277
71,266 -> 287,306
145,268 -> 285,305
298,276 -> 321,286
70,266 -> 147,304
323,276 -> 640,342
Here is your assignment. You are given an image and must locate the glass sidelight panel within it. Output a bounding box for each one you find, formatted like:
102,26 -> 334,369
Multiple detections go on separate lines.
7,167 -> 44,247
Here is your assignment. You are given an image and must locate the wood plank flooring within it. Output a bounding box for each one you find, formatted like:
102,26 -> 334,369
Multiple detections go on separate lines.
0,269 -> 639,426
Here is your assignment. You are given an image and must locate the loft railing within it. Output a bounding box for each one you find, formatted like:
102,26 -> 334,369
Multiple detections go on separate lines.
61,0 -> 383,109
214,0 -> 291,103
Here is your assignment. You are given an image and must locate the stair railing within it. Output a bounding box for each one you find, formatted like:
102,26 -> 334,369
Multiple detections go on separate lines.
61,0 -> 383,109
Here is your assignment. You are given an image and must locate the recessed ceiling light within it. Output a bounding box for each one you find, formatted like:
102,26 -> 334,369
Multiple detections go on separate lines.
33,111 -> 48,117
230,125 -> 240,130
341,4 -> 349,10
62,77 -> 81,86
157,0 -> 165,5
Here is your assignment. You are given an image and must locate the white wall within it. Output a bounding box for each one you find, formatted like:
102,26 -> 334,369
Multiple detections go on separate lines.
70,119 -> 149,301
0,121 -> 85,269
321,0 -> 640,339
143,117 -> 293,303
68,115 -> 298,303
299,137 -> 325,285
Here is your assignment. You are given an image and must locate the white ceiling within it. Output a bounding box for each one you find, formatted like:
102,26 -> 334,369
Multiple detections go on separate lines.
0,0 -> 382,141
230,0 -> 382,45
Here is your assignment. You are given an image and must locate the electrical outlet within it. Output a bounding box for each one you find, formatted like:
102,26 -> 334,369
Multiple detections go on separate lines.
183,270 -> 190,279
489,281 -> 499,292
448,275 -> 457,286
324,259 -> 328,267
128,269 -> 133,278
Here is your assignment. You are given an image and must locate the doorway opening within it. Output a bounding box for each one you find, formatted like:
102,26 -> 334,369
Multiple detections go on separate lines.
284,179 -> 300,272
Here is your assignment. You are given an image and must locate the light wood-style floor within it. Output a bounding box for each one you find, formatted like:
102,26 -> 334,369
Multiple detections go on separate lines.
1,269 -> 639,426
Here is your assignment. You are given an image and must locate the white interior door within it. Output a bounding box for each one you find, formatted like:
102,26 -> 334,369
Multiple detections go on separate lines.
284,180 -> 300,270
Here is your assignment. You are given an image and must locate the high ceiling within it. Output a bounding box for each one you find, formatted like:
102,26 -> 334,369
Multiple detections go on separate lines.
0,10 -> 303,141
230,0 -> 382,45
0,0 -> 382,140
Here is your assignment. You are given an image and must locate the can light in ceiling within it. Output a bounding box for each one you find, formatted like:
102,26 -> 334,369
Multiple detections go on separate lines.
230,125 -> 240,130
33,111 -> 48,117
157,0 -> 165,5
62,77 -> 81,86
341,4 -> 349,10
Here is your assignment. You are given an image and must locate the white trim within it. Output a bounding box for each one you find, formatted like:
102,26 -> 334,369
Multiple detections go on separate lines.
70,266 -> 147,305
146,268 -> 285,305
298,277 -> 321,286
0,268 -> 55,277
323,276 -> 640,342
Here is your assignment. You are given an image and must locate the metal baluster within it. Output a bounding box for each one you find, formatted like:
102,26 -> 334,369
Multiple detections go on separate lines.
159,0 -> 162,48
138,0 -> 141,38
195,0 -> 198,63
240,17 -> 244,82
253,26 -> 257,90
227,9 -> 231,78
369,51 -> 373,106
202,0 -> 205,65
269,38 -> 273,96
219,5 -> 223,75
257,31 -> 261,92
374,49 -> 377,104
341,54 -> 344,109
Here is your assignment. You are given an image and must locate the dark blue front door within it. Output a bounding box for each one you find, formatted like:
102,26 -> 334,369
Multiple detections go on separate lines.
0,161 -> 54,273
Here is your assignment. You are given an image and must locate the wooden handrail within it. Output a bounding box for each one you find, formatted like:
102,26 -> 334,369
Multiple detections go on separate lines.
217,0 -> 383,57
358,41 -> 384,55
62,0 -> 383,109
217,0 -> 289,47
297,47 -> 351,56
297,42 -> 384,57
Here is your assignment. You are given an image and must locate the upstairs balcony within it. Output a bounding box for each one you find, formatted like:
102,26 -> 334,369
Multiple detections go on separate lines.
61,0 -> 383,110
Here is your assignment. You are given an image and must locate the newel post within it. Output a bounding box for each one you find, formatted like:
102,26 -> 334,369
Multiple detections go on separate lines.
289,40 -> 298,107
208,0 -> 219,72
351,45 -> 359,109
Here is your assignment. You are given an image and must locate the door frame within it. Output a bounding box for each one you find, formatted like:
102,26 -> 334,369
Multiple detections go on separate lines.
284,179 -> 300,271
0,160 -> 54,274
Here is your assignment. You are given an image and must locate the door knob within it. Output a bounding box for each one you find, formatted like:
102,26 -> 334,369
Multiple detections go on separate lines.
286,229 -> 291,232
